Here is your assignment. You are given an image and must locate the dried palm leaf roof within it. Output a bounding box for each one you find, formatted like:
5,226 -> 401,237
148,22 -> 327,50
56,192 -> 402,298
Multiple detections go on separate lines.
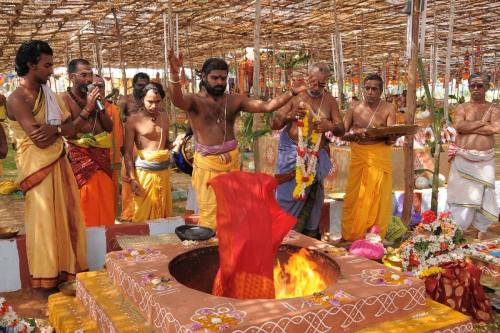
0,0 -> 498,80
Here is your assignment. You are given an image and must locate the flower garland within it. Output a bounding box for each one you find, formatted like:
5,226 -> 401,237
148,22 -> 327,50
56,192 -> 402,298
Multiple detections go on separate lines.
399,210 -> 466,277
0,297 -> 54,333
293,106 -> 322,200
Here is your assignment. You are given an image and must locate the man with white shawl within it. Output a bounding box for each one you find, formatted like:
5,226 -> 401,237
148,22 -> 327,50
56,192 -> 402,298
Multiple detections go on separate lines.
7,41 -> 87,288
447,73 -> 500,238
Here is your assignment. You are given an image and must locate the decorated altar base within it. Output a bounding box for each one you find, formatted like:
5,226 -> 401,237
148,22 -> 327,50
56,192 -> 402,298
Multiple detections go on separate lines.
48,270 -> 473,333
46,231 -> 474,333
66,231 -> 472,333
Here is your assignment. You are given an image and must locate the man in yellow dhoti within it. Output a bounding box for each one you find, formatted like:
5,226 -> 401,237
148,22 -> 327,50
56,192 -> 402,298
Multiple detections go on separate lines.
6,41 -> 87,288
168,50 -> 306,230
125,83 -> 172,222
118,72 -> 150,221
341,74 -> 397,241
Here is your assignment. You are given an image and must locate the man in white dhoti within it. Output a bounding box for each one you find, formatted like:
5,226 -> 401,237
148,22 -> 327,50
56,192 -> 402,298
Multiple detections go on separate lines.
447,73 -> 500,239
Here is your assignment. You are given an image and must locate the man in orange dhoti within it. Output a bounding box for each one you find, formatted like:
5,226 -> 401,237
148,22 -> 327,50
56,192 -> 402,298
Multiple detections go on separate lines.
62,59 -> 115,227
93,75 -> 123,217
7,41 -> 87,288
341,74 -> 397,241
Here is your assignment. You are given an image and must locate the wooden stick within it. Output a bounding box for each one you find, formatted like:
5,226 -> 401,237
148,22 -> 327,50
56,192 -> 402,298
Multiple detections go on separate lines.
271,0 -> 276,98
185,23 -> 196,93
92,22 -> 102,76
252,0 -> 262,98
419,0 -> 427,56
402,0 -> 421,226
443,0 -> 455,125
431,9 -> 437,98
163,12 -> 169,89
332,0 -> 345,107
78,34 -> 83,58
112,9 -> 127,96
175,14 -> 179,57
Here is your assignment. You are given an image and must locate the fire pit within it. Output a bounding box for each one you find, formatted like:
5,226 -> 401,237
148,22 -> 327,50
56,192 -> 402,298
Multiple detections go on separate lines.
168,244 -> 341,298
103,231 -> 427,332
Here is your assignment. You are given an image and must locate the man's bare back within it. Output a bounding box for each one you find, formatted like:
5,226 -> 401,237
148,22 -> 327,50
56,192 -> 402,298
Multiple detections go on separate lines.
454,102 -> 500,151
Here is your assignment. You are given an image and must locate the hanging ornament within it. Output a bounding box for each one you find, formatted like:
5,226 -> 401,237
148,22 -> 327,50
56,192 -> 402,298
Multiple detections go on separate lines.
463,50 -> 470,80
473,44 -> 481,74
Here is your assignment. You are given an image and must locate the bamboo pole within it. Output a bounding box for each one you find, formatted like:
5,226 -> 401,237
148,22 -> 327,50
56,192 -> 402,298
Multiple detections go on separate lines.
419,0 -> 427,56
431,9 -> 437,98
78,34 -> 83,58
271,0 -> 276,98
443,0 -> 455,125
92,22 -> 102,76
332,0 -> 345,108
108,60 -> 114,89
252,0 -> 262,99
359,13 -> 364,100
175,14 -> 179,56
402,0 -> 421,226
163,12 -> 169,89
167,0 -> 177,137
185,22 -> 196,93
112,9 -> 127,96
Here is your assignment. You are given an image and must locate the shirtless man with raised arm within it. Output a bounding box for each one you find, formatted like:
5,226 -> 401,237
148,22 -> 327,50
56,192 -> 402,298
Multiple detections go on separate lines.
270,63 -> 344,238
168,49 -> 306,230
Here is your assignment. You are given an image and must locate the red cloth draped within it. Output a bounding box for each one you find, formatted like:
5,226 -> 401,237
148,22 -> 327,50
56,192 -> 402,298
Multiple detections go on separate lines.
67,143 -> 112,188
425,260 -> 493,322
209,171 -> 296,299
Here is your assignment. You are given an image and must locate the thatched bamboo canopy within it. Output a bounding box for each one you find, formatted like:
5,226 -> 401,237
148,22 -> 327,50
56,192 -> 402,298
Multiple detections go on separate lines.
0,0 -> 498,79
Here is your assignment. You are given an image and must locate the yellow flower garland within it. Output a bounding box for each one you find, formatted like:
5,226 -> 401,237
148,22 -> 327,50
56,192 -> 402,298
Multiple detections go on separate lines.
293,107 -> 322,199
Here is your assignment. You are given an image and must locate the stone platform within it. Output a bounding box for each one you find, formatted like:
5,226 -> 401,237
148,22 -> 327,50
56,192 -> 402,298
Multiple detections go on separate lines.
47,270 -> 473,333
103,232 -> 429,332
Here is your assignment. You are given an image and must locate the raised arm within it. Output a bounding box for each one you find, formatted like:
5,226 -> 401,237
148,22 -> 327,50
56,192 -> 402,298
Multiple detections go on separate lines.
168,49 -> 194,112
270,99 -> 294,130
453,104 -> 486,134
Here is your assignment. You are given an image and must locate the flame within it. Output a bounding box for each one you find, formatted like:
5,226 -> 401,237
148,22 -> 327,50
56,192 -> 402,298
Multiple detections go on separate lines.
273,248 -> 327,299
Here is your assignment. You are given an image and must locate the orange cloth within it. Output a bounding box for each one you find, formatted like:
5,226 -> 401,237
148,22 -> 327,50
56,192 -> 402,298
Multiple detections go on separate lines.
120,159 -> 135,221
209,171 -> 296,299
79,170 -> 115,227
106,101 -> 123,217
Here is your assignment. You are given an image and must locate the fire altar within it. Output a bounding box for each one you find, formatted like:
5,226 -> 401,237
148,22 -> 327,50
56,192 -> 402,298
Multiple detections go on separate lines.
84,232 -> 433,332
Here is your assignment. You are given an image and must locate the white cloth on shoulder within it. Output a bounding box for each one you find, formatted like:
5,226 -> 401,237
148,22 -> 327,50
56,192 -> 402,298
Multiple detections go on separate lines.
42,83 -> 62,126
